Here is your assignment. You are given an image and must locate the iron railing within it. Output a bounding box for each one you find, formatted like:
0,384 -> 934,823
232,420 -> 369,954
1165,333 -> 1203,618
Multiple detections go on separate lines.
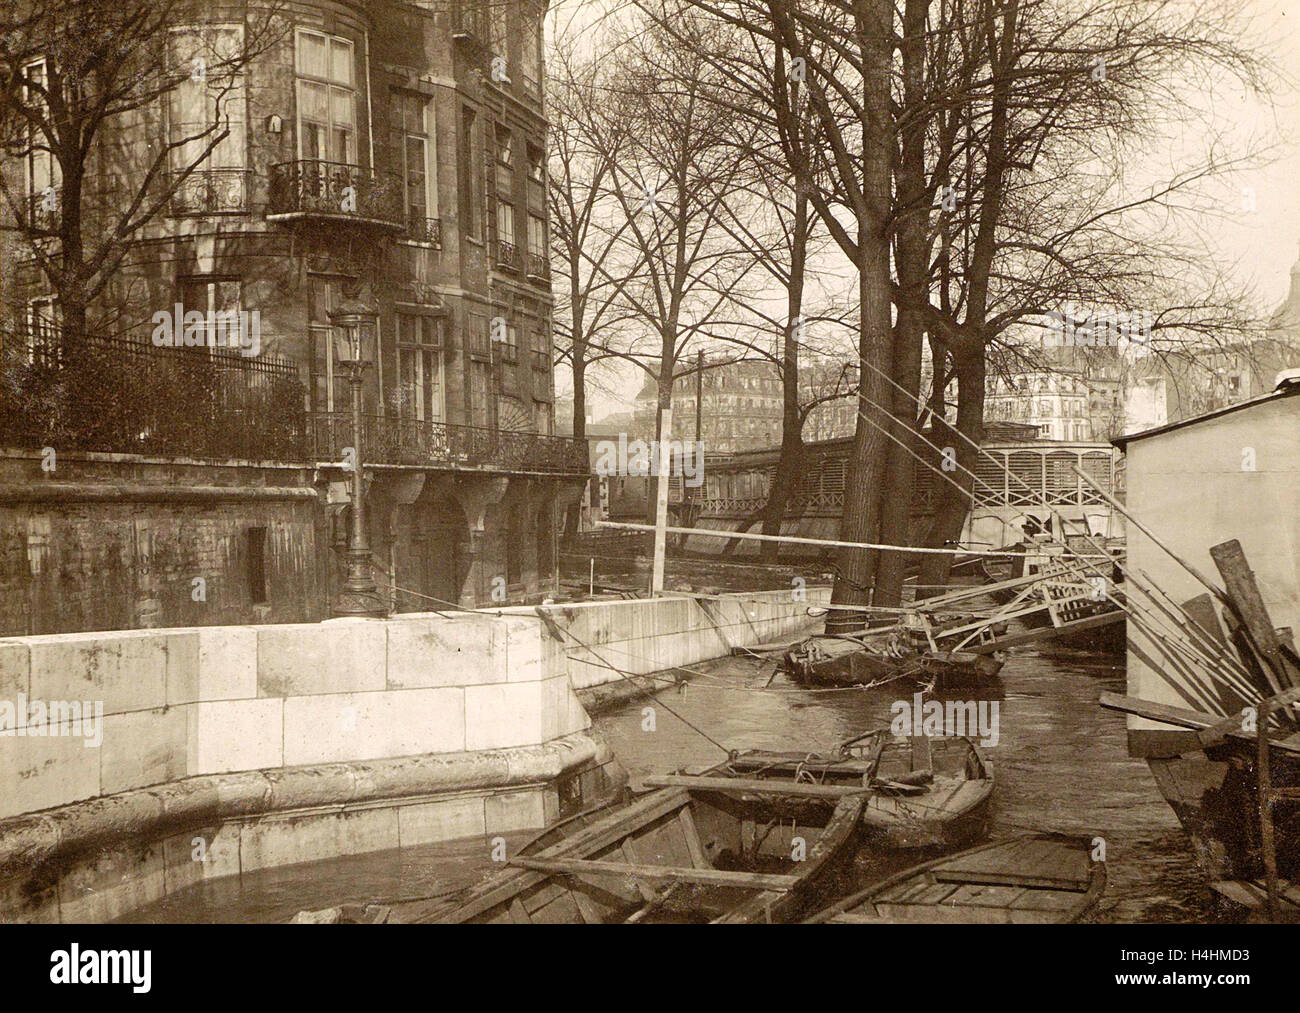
526,252 -> 550,282
0,331 -> 306,462
309,412 -> 590,475
169,169 -> 249,216
267,160 -> 404,229
407,215 -> 442,246
492,239 -> 520,272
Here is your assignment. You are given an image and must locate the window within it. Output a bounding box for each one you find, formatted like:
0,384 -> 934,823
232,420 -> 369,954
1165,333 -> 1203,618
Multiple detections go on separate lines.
179,277 -> 243,352
499,322 -> 518,362
496,200 -> 516,247
26,296 -> 60,366
527,143 -> 544,183
470,362 -> 491,428
521,6 -> 541,93
247,527 -> 268,605
460,106 -> 480,239
495,123 -> 513,167
489,2 -> 508,59
22,59 -> 60,205
296,30 -> 356,163
168,27 -> 246,174
528,213 -> 545,255
394,313 -> 444,422
468,311 -> 489,355
392,92 -> 434,234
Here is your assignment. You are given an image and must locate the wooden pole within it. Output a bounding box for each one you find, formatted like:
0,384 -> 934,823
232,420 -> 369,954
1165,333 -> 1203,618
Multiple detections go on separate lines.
650,407 -> 673,595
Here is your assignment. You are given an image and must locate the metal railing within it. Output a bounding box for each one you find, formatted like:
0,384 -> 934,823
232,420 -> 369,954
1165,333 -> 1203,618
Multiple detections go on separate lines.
267,160 -> 403,228
407,215 -> 442,246
526,252 -> 550,282
492,239 -> 520,272
309,412 -> 590,475
169,169 -> 249,216
0,331 -> 306,462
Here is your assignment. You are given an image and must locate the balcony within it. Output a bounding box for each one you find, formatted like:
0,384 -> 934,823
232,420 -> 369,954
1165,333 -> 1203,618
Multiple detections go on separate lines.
169,169 -> 248,216
308,412 -> 590,475
492,239 -> 520,273
406,215 -> 442,247
526,252 -> 550,284
266,160 -> 404,231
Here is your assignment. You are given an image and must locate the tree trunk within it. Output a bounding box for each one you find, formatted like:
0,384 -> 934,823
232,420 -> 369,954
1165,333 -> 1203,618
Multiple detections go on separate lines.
564,337 -> 587,537
916,347 -> 985,591
872,0 -> 928,609
759,187 -> 809,565
828,0 -> 894,634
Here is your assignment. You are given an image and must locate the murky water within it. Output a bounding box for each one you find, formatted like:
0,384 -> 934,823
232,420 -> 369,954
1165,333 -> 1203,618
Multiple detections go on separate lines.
122,644 -> 1218,923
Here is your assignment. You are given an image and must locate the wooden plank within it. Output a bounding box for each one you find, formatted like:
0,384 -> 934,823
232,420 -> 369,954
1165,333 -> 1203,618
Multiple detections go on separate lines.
621,840 -> 658,903
1100,692 -> 1300,754
910,735 -> 932,777
677,808 -> 710,870
1197,686 -> 1300,748
932,869 -> 1089,892
967,609 -> 1123,654
1210,540 -> 1296,692
641,774 -> 869,800
509,856 -> 796,891
1182,594 -> 1228,648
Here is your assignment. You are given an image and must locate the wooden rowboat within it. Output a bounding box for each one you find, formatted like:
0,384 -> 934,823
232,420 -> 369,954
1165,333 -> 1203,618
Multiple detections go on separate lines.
806,832 -> 1106,924
698,730 -> 994,851
376,732 -> 991,924
388,778 -> 869,924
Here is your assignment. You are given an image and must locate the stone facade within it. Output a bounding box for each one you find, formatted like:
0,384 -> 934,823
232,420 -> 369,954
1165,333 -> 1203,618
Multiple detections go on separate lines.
0,1 -> 589,628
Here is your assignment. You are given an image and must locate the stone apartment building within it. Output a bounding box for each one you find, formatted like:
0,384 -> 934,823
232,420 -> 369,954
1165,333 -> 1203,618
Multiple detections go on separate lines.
0,1 -> 589,634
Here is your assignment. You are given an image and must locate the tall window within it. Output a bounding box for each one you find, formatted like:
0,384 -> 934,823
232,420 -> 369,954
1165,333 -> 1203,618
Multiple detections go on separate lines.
392,92 -> 433,232
22,59 -> 60,203
496,201 -> 515,247
296,30 -> 356,163
489,2 -> 508,61
460,106 -> 480,238
521,6 -> 541,94
528,213 -> 545,256
26,296 -> 60,365
168,27 -> 246,174
494,123 -> 513,167
394,313 -> 444,422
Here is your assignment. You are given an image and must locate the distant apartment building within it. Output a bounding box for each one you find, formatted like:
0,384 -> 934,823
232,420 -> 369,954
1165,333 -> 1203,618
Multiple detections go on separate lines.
632,357 -> 784,452
0,1 -> 589,633
986,370 -> 1093,441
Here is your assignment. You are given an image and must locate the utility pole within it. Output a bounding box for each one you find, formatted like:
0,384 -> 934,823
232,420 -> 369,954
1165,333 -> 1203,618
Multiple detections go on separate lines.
650,406 -> 673,594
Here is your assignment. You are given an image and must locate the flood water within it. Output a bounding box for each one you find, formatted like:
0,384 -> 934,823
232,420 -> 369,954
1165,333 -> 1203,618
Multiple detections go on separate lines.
122,644 -> 1219,924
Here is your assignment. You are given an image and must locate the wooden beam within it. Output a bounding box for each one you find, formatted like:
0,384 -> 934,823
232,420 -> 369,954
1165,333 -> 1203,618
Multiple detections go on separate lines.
641,774 -> 868,800
1210,540 -> 1297,692
1099,692 -> 1300,754
967,610 -> 1124,654
1197,687 -> 1300,748
509,857 -> 797,891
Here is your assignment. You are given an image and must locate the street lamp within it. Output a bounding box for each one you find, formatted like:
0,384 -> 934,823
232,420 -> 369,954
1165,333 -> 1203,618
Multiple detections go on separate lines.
329,297 -> 387,618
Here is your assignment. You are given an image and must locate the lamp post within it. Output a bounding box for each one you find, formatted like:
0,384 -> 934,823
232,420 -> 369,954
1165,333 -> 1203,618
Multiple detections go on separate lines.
330,297 -> 387,618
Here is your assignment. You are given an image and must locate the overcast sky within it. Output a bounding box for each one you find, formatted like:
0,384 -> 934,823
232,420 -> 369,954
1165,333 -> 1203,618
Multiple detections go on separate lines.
546,1 -> 1300,418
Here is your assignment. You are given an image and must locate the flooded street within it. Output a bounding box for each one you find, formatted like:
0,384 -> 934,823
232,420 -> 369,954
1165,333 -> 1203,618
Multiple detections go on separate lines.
122,644 -> 1216,924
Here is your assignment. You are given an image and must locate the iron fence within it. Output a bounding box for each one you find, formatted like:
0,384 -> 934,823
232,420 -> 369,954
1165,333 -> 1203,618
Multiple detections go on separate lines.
267,160 -> 403,228
0,331 -> 307,462
309,412 -> 590,475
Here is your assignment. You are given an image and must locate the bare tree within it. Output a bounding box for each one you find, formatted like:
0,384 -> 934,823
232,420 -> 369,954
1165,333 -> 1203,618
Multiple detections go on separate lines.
0,1 -> 282,349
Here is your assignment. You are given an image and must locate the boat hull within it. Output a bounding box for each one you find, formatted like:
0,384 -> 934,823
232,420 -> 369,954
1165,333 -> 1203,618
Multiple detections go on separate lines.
1146,747 -> 1300,882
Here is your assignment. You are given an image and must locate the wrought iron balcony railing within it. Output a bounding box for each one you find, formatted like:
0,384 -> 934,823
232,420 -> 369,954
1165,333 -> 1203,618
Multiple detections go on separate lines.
407,215 -> 442,247
492,239 -> 520,272
169,169 -> 249,216
309,412 -> 590,475
526,252 -> 550,283
267,160 -> 404,230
